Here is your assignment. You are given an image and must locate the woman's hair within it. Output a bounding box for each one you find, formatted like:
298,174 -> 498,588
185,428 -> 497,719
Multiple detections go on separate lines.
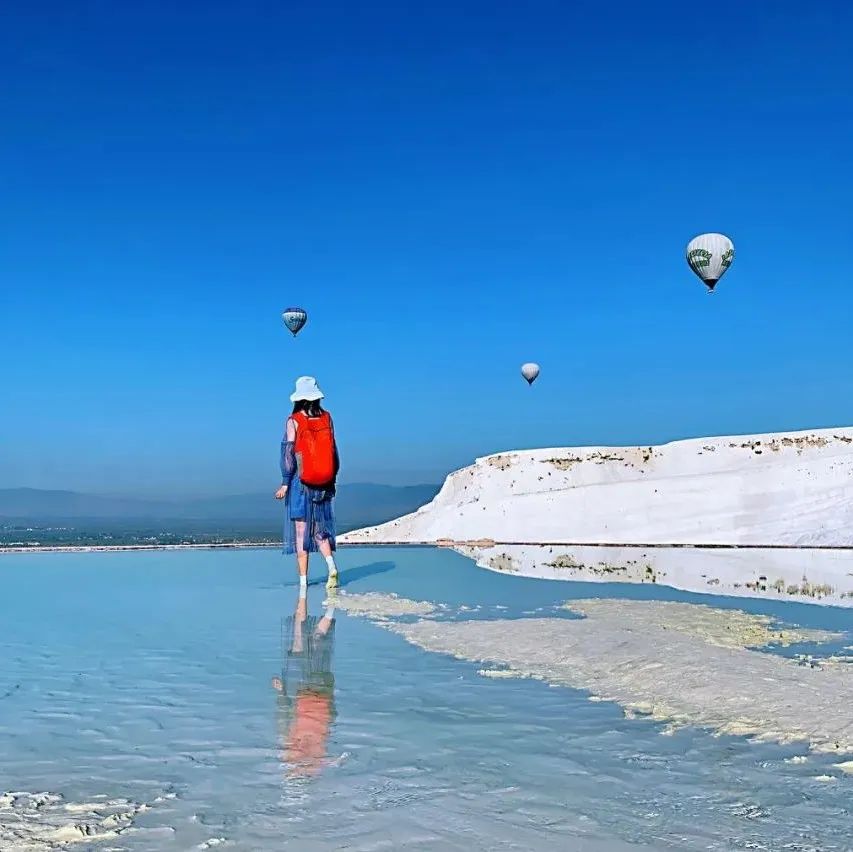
292,399 -> 325,417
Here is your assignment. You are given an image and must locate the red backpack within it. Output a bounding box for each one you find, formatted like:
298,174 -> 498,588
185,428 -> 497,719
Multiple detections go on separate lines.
292,411 -> 336,487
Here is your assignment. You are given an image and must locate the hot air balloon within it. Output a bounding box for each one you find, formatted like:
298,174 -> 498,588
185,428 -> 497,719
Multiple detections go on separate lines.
521,363 -> 540,385
686,233 -> 734,292
282,307 -> 308,337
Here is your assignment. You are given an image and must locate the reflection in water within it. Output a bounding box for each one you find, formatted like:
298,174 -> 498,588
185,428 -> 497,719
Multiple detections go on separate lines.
271,588 -> 337,778
457,542 -> 853,608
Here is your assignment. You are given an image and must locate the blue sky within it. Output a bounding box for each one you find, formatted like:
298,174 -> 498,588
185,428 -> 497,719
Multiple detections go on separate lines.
2,1 -> 852,496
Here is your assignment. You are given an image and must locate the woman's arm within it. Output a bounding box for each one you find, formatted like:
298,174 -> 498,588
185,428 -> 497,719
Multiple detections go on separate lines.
276,418 -> 298,498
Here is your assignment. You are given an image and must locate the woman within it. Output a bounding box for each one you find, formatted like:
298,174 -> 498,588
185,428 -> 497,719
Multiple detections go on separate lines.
275,376 -> 340,588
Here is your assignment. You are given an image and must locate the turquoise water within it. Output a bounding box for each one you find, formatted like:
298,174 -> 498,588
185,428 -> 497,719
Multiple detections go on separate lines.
0,547 -> 851,851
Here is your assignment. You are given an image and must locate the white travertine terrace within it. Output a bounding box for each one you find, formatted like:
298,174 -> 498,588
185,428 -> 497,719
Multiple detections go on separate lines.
343,427 -> 853,548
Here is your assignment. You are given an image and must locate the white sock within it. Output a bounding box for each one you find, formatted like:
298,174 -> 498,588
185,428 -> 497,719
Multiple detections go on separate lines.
325,555 -> 338,576
299,575 -> 308,591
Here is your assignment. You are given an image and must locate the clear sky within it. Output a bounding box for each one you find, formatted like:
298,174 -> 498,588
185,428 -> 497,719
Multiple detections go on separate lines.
2,1 -> 852,497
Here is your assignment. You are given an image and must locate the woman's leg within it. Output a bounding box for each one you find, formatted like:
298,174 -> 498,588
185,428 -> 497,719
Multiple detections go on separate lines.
295,520 -> 309,581
316,533 -> 338,586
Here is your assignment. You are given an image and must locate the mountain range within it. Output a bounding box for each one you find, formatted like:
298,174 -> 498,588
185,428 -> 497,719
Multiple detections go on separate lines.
0,484 -> 438,532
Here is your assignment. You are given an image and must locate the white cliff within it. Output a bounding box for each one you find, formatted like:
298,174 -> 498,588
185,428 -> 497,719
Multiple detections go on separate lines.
343,427 -> 853,547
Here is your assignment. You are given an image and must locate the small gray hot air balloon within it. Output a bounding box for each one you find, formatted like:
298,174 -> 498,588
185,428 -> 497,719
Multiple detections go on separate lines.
686,233 -> 734,292
521,363 -> 540,385
282,307 -> 308,337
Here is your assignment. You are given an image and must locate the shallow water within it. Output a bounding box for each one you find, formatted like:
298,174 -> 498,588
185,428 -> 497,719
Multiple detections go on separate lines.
0,547 -> 851,850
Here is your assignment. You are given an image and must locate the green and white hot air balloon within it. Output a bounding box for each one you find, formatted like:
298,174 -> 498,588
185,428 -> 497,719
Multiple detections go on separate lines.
686,233 -> 734,292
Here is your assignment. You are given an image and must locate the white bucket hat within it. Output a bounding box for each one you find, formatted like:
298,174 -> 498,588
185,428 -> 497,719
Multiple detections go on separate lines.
290,376 -> 325,402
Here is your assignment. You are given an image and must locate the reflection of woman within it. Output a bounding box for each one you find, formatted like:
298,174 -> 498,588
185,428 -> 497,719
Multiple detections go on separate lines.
271,588 -> 336,778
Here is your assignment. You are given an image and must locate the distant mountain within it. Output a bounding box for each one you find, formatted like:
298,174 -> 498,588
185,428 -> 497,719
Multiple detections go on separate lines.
0,484 -> 438,531
0,489 -> 155,519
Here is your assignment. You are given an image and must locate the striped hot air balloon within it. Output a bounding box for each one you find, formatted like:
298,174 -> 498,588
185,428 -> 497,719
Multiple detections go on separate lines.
521,363 -> 540,385
686,233 -> 734,292
282,307 -> 308,337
